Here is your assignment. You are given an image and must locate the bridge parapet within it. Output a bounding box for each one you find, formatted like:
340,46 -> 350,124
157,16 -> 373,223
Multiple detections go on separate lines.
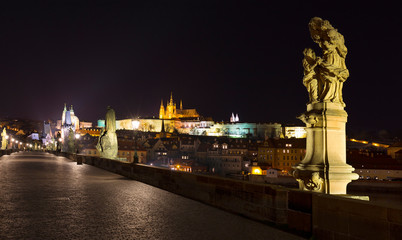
49,151 -> 402,239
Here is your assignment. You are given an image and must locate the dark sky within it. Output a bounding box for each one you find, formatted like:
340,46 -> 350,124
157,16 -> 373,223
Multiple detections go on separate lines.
1,1 -> 401,132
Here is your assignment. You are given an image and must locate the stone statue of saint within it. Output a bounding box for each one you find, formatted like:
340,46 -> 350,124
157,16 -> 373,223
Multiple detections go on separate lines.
1,128 -> 8,150
302,48 -> 319,103
96,106 -> 118,159
303,17 -> 349,106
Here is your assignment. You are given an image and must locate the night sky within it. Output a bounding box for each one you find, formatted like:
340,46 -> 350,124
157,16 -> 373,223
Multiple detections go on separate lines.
1,1 -> 401,132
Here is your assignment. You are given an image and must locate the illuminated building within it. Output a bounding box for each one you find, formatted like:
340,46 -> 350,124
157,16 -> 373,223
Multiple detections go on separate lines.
230,113 -> 240,123
281,126 -> 307,138
207,138 -> 258,175
57,104 -> 80,132
61,108 -> 74,139
159,92 -> 199,119
79,133 -> 147,163
348,149 -> 402,180
191,122 -> 282,139
77,128 -> 102,137
79,121 -> 93,129
257,138 -> 306,175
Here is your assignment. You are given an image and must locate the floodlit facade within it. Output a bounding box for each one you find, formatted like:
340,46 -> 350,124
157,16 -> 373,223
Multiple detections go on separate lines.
159,93 -> 199,119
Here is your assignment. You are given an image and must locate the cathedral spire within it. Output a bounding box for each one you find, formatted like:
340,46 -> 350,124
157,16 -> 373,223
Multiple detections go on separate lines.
159,99 -> 165,119
64,103 -> 67,111
170,92 -> 173,105
180,100 -> 183,110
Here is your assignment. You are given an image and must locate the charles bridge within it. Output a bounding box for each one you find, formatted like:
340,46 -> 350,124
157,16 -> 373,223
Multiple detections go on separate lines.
1,150 -> 400,240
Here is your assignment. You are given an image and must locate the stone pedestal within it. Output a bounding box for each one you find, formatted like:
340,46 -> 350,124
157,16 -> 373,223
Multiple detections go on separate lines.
293,102 -> 358,194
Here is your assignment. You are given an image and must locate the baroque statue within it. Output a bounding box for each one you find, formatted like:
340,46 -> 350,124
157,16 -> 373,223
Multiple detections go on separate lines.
302,17 -> 349,106
97,106 -> 118,159
1,128 -> 8,150
294,17 -> 358,195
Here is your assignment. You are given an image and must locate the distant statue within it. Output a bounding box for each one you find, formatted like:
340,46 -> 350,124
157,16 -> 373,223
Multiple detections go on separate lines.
67,129 -> 75,153
56,132 -> 61,152
303,17 -> 349,106
1,128 -> 8,150
96,106 -> 118,159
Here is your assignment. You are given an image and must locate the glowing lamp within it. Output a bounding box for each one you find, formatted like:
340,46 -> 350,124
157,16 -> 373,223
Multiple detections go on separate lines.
252,167 -> 262,175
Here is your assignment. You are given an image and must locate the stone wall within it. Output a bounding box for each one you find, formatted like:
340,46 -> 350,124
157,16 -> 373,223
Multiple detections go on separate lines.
0,149 -> 19,157
57,152 -> 401,239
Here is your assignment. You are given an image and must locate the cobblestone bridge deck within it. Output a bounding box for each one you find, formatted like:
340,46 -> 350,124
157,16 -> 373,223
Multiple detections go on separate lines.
0,152 -> 303,240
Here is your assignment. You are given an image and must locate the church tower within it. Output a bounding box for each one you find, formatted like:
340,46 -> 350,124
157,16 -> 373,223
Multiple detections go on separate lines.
166,92 -> 176,119
61,103 -> 67,125
159,100 -> 165,119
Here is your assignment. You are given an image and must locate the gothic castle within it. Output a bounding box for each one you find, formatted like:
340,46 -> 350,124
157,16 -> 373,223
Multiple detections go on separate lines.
159,93 -> 199,119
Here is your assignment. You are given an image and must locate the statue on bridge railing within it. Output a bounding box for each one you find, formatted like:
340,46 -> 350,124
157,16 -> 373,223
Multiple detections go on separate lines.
96,106 -> 118,159
302,17 -> 349,106
293,17 -> 358,195
1,128 -> 8,150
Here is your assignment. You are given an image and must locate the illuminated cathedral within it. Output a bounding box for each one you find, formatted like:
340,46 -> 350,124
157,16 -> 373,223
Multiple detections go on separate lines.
159,93 -> 199,119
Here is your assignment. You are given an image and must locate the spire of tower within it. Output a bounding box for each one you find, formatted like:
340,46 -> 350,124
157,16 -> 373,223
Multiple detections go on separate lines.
170,92 -> 173,105
62,103 -> 67,125
159,99 -> 165,119
70,105 -> 74,113
235,114 -> 239,122
180,100 -> 183,110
